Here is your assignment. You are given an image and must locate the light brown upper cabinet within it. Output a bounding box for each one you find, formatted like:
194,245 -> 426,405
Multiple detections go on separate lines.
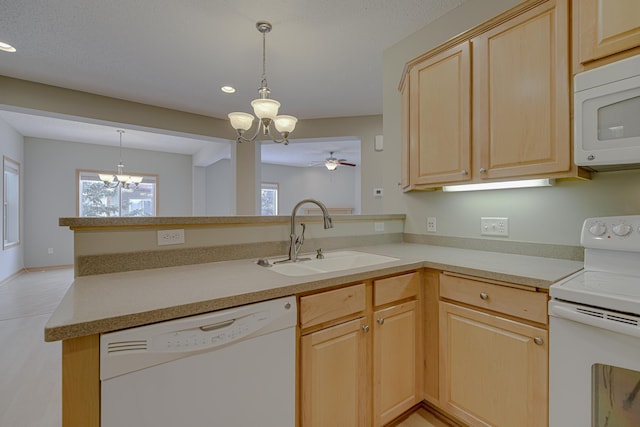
473,0 -> 570,180
575,0 -> 640,67
408,42 -> 471,187
399,0 -> 587,190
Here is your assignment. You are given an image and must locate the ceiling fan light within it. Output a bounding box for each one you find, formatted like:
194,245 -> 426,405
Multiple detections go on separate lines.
325,161 -> 338,171
251,98 -> 280,119
274,115 -> 297,133
228,112 -> 255,131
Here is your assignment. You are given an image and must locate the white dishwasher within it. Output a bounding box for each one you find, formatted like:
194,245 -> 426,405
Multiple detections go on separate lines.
100,296 -> 296,427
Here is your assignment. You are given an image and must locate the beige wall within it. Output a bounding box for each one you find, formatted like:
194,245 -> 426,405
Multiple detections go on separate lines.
0,76 -> 383,216
0,76 -> 234,139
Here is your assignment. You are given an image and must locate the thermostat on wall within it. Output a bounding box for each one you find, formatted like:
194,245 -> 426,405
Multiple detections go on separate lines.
374,135 -> 383,152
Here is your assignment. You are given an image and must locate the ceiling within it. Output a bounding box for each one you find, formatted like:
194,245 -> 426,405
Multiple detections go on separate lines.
0,0 -> 465,165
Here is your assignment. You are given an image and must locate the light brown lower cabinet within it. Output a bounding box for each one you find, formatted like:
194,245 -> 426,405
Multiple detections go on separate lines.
373,300 -> 420,426
298,271 -> 422,427
300,316 -> 370,427
438,273 -> 549,427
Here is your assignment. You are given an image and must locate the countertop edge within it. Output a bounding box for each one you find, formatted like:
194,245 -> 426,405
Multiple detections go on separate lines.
44,244 -> 583,342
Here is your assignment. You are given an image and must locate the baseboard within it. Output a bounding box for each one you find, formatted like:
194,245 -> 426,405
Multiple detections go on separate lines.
24,264 -> 74,273
386,401 -> 468,427
0,268 -> 27,285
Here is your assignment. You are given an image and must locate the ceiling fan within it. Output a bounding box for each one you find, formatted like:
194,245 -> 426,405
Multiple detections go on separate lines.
322,152 -> 356,171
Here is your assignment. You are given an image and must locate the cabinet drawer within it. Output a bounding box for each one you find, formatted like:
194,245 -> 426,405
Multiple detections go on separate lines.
374,272 -> 419,307
440,274 -> 548,324
300,284 -> 366,329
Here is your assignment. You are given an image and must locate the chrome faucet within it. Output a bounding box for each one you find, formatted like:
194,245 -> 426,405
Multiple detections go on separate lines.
277,199 -> 333,263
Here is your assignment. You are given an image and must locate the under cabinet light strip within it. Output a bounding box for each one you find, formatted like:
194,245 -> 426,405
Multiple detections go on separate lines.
442,178 -> 554,192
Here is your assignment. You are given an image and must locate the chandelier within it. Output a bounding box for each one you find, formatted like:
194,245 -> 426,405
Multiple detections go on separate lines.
228,22 -> 297,145
98,130 -> 143,189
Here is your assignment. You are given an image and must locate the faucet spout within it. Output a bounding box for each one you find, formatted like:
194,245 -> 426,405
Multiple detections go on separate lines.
286,199 -> 333,262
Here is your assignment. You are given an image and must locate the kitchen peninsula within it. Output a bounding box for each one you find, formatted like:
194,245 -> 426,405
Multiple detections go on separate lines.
49,214 -> 583,426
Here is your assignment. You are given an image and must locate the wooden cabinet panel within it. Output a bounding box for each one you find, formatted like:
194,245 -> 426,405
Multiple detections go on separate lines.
300,317 -> 369,427
62,335 -> 100,427
373,301 -> 420,426
577,0 -> 640,64
299,283 -> 366,329
409,42 -> 471,186
439,302 -> 548,427
374,271 -> 419,307
473,0 -> 570,179
400,78 -> 411,190
440,273 -> 548,324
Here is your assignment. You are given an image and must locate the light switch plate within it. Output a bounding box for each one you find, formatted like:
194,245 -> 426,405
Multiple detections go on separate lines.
481,217 -> 509,237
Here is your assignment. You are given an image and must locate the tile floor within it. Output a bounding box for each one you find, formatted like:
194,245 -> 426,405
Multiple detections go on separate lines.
0,268 -> 73,427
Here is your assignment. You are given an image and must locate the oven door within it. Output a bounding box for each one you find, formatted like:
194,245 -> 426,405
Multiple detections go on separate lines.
549,300 -> 640,427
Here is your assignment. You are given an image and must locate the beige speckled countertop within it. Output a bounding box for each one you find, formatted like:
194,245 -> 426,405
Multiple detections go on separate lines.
44,243 -> 583,342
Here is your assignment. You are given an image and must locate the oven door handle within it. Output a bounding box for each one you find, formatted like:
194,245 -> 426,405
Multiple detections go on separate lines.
550,303 -> 640,338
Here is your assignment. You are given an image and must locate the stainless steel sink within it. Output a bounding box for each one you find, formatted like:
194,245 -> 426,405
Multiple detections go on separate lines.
267,250 -> 399,277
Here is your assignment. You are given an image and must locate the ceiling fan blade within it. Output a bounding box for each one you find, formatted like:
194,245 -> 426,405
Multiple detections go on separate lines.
338,161 -> 356,167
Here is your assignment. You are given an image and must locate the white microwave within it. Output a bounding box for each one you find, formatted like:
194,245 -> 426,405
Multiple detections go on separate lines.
574,54 -> 640,171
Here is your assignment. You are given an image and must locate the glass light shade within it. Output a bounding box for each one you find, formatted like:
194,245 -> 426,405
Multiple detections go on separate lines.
274,115 -> 298,133
116,175 -> 130,183
99,173 -> 114,182
228,112 -> 255,131
130,176 -> 144,184
251,98 -> 280,119
325,161 -> 338,171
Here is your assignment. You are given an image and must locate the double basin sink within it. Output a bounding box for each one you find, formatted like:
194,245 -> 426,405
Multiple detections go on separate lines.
266,250 -> 399,277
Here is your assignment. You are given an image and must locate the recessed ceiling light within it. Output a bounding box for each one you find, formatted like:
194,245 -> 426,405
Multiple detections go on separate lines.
221,86 -> 236,94
0,41 -> 16,53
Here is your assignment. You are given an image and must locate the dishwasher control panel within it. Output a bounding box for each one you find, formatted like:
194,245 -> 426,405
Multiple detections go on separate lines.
155,311 -> 270,352
100,296 -> 297,381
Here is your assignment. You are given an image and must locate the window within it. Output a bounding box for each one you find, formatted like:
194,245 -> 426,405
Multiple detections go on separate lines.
78,170 -> 158,217
261,182 -> 279,215
3,156 -> 20,249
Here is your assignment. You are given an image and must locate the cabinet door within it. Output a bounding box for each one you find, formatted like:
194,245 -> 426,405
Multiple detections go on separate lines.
409,42 -> 471,186
473,0 -> 570,179
577,0 -> 640,64
439,302 -> 548,427
400,78 -> 411,190
373,300 -> 420,426
300,317 -> 369,427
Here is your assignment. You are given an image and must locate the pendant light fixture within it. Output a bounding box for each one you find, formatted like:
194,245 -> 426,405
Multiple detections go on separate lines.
228,21 -> 297,145
98,130 -> 144,189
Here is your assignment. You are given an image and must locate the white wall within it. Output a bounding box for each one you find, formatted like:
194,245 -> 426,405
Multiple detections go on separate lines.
0,117 -> 24,281
261,163 -> 359,215
24,137 -> 193,267
205,159 -> 234,215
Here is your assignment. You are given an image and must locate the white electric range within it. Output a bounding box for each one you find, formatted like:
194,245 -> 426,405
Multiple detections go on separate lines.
549,215 -> 640,427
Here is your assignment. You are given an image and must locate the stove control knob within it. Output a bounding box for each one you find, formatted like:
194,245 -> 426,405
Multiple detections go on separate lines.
612,223 -> 632,237
589,222 -> 607,236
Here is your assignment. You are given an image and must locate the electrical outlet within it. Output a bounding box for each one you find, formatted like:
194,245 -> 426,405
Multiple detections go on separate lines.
157,229 -> 185,246
481,217 -> 509,237
374,222 -> 384,232
373,188 -> 384,197
427,217 -> 437,233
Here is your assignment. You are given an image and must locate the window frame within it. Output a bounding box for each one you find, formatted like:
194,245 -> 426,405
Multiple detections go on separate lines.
3,156 -> 20,250
260,181 -> 279,216
76,169 -> 159,217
